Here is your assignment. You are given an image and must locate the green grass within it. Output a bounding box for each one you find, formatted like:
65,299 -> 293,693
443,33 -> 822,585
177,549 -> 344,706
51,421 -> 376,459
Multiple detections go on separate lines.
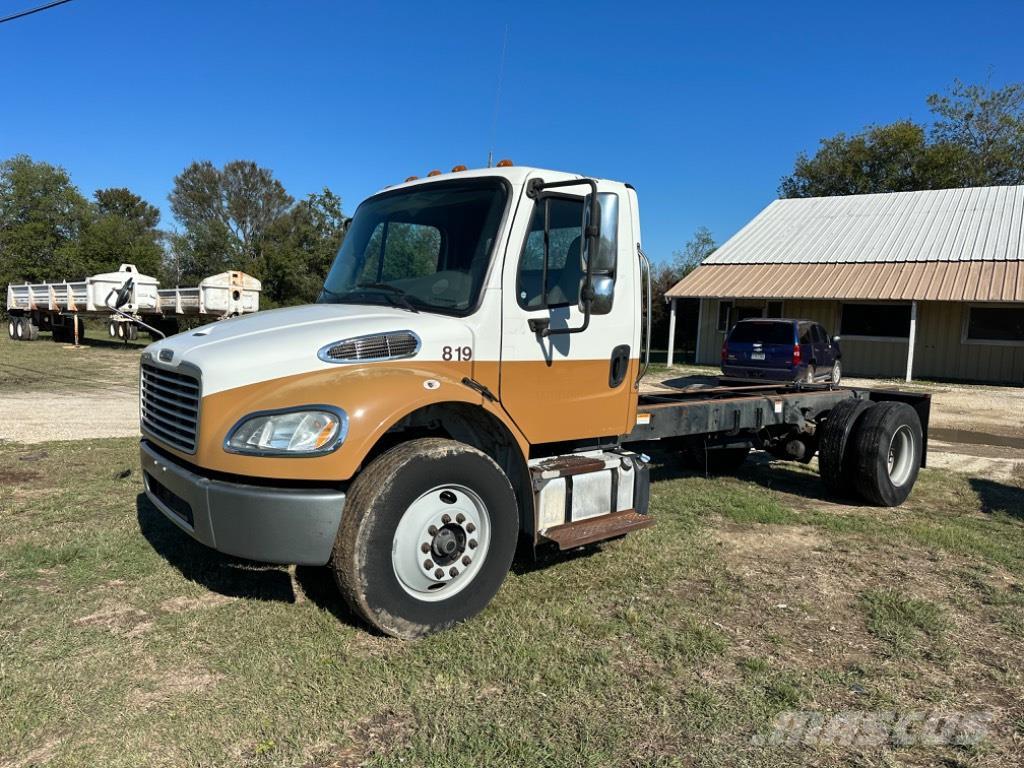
2,439 -> 1024,767
0,321 -> 145,394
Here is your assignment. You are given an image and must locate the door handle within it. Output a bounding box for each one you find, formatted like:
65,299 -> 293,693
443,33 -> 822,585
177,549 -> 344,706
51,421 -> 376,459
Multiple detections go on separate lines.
609,344 -> 630,388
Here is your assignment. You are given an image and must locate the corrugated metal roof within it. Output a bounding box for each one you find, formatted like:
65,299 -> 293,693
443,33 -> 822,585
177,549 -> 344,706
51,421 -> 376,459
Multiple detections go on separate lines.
705,185 -> 1024,264
666,261 -> 1024,302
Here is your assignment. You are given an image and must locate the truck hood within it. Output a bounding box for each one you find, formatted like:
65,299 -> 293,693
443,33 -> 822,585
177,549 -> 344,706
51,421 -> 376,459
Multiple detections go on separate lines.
143,303 -> 474,396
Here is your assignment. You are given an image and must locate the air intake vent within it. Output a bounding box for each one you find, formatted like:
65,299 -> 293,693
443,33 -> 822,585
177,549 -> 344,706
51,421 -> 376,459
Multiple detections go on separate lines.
318,331 -> 421,364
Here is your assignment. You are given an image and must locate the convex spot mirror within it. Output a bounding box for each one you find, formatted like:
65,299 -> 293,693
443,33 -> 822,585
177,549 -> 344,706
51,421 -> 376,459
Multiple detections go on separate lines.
113,278 -> 134,309
579,192 -> 618,315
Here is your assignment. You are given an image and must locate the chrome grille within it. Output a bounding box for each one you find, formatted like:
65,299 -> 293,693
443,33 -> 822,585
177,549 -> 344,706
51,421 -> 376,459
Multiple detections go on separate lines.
140,363 -> 200,453
318,331 -> 420,363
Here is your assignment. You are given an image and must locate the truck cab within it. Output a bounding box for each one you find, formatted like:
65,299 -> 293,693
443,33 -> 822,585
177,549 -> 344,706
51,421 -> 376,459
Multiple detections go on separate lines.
139,165 -> 651,637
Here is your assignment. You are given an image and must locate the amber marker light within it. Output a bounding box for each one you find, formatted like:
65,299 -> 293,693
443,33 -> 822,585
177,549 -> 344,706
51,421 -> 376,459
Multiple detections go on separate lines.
427,169 -> 442,177
405,175 -> 419,182
496,158 -> 513,167
451,164 -> 467,172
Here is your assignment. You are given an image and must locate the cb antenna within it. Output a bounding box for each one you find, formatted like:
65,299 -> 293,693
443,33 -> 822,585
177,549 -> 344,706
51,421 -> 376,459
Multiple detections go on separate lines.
487,24 -> 510,168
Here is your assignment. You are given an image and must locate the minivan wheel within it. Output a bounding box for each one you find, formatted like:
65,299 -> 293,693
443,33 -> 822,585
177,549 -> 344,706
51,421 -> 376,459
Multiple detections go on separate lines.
831,361 -> 842,385
331,438 -> 519,638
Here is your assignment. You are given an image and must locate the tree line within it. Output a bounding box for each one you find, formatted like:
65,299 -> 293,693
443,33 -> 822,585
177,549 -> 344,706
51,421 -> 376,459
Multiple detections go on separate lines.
0,157 -> 348,307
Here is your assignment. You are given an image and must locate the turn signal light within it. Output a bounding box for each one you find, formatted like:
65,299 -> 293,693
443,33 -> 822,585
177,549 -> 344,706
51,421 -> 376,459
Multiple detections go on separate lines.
496,158 -> 514,167
451,164 -> 467,172
427,169 -> 442,177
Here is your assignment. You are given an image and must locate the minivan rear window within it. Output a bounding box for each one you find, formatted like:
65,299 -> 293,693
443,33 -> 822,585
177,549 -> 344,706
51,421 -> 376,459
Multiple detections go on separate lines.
728,321 -> 794,344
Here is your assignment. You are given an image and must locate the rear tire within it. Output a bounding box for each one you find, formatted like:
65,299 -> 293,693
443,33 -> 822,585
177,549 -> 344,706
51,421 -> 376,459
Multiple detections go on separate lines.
7,317 -> 18,340
331,438 -> 519,639
818,398 -> 872,494
851,401 -> 923,507
108,320 -> 117,338
13,317 -> 25,340
23,317 -> 39,341
803,365 -> 815,384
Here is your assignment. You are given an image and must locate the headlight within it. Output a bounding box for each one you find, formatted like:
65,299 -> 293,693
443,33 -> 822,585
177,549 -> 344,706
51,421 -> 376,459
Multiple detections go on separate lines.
224,407 -> 348,456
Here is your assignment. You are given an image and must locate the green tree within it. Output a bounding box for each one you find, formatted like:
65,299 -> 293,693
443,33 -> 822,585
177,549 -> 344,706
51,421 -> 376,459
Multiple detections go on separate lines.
673,225 -> 716,275
927,78 -> 1024,185
780,79 -> 1024,198
78,187 -> 164,278
168,160 -> 294,283
0,155 -> 91,286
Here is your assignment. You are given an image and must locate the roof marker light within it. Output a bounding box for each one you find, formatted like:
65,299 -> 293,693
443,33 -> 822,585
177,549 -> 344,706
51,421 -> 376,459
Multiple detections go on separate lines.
451,164 -> 467,172
427,169 -> 442,177
496,159 -> 514,167
405,175 -> 419,182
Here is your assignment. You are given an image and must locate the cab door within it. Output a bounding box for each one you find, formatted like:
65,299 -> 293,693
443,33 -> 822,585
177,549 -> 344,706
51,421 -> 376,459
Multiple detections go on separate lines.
498,177 -> 636,445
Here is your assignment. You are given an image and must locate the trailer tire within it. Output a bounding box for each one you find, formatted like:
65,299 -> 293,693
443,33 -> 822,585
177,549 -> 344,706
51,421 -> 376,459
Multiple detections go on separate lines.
851,401 -> 923,507
127,323 -> 139,341
8,316 -> 18,340
108,320 -> 117,338
13,316 -> 25,340
331,438 -> 519,639
23,316 -> 39,341
818,397 -> 872,494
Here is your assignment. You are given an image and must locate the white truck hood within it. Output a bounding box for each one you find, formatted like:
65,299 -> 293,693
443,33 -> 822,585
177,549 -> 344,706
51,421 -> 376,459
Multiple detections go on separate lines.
143,303 -> 473,396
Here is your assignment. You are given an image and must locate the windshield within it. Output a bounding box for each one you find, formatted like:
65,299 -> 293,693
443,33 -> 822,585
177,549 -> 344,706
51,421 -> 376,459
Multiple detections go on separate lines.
318,178 -> 508,314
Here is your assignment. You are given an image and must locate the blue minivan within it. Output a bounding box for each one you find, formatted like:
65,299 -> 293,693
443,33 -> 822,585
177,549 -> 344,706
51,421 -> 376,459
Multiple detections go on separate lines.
721,318 -> 842,384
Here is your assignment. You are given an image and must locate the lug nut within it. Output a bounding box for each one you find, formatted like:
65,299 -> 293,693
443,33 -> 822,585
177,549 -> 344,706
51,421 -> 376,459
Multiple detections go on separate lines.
462,555 -> 471,566
456,513 -> 465,523
424,559 -> 434,570
441,513 -> 451,524
434,568 -> 444,579
466,522 -> 476,533
468,539 -> 478,549
421,542 -> 430,553
449,567 -> 458,577
428,525 -> 438,536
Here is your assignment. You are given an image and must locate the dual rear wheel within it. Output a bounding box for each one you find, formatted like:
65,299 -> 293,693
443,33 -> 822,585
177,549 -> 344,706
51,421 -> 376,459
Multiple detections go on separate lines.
818,399 -> 923,506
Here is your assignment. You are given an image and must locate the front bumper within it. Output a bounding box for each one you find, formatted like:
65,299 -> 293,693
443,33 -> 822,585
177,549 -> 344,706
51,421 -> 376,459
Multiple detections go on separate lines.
140,439 -> 346,566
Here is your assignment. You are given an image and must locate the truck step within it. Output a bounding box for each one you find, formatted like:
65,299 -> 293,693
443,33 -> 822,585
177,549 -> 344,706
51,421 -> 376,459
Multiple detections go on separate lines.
541,510 -> 655,550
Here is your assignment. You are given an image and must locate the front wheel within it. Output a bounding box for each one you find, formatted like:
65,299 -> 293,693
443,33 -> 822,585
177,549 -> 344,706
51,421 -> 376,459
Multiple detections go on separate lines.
331,438 -> 519,638
830,361 -> 842,385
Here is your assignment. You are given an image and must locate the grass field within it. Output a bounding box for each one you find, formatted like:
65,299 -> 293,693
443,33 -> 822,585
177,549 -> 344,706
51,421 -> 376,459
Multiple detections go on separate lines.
2,435 -> 1023,767
0,324 -> 145,395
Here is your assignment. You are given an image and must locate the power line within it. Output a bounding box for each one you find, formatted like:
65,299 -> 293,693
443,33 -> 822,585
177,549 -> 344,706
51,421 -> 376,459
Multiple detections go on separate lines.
0,0 -> 75,26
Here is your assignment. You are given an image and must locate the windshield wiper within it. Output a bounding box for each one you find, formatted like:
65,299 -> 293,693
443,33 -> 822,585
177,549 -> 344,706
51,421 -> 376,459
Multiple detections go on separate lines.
353,282 -> 420,313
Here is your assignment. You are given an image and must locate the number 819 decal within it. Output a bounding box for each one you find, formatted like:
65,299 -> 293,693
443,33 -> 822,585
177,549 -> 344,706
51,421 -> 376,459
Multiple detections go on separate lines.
442,345 -> 472,361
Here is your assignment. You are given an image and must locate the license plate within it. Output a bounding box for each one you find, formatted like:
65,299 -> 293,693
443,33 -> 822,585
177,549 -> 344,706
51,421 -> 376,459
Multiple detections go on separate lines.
751,352 -> 765,360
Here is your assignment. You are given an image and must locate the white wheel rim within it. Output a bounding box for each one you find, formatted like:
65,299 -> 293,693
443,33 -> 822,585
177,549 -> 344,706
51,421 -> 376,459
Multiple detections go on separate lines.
392,484 -> 491,602
15,320 -> 23,339
888,425 -> 915,486
832,363 -> 841,384
8,320 -> 14,339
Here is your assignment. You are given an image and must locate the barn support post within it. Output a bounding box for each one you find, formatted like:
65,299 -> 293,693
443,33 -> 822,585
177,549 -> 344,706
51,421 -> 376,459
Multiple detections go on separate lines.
905,300 -> 917,383
666,298 -> 677,366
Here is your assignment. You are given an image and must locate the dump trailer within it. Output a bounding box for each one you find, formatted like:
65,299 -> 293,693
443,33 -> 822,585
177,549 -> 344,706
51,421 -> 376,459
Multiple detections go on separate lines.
137,164 -> 931,638
5,264 -> 261,343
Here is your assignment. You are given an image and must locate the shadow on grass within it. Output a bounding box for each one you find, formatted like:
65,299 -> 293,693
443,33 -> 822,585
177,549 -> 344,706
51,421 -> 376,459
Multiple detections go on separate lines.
969,477 -> 1024,520
135,493 -> 371,630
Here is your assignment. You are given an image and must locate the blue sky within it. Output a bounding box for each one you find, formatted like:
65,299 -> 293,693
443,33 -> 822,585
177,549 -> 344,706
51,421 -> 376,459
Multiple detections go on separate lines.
2,0 -> 1022,265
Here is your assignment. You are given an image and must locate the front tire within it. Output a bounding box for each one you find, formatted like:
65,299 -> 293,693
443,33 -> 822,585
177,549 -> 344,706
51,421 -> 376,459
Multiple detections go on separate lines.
331,438 -> 519,638
830,361 -> 842,385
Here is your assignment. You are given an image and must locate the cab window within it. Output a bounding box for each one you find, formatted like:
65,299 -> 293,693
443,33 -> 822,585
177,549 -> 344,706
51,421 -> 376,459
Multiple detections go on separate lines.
517,197 -> 584,310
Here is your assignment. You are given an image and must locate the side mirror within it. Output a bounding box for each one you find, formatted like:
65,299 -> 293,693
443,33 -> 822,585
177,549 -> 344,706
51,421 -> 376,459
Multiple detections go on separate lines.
582,193 -> 618,275
580,275 -> 614,315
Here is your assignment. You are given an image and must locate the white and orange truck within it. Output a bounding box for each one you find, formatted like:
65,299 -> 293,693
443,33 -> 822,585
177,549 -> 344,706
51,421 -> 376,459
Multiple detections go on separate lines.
137,164 -> 930,638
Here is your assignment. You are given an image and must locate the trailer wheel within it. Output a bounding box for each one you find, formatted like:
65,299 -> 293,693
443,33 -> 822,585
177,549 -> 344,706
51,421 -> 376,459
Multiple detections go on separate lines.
851,401 -> 923,507
331,438 -> 519,638
108,320 -> 117,338
127,323 -> 139,341
115,322 -> 126,340
7,317 -> 17,340
818,397 -> 872,494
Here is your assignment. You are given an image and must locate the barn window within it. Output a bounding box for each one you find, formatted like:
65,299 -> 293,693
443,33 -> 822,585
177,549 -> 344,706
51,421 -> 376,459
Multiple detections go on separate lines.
965,306 -> 1024,343
840,303 -> 911,338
